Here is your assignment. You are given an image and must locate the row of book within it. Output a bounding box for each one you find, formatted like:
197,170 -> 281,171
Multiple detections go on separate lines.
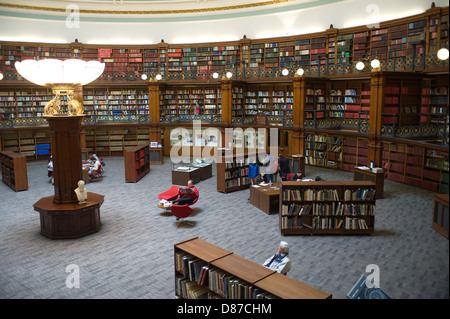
281,202 -> 375,216
225,178 -> 251,189
174,252 -> 277,299
344,188 -> 376,201
282,188 -> 338,201
224,168 -> 248,179
281,216 -> 371,230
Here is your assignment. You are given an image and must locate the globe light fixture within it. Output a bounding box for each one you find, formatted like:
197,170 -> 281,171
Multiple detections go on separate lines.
0,72 -> 3,80
212,72 -> 219,79
356,61 -> 365,71
296,68 -> 304,76
282,68 -> 289,76
15,59 -> 105,116
155,74 -> 162,80
141,74 -> 148,80
226,71 -> 233,79
437,48 -> 449,60
370,58 -> 380,69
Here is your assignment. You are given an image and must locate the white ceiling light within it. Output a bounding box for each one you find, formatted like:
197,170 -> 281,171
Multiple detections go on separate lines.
15,59 -> 105,87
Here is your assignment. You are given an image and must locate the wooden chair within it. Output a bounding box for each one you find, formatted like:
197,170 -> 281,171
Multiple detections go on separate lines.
171,204 -> 194,227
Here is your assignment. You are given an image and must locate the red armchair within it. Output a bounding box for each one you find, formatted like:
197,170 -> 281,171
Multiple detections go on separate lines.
171,204 -> 194,227
158,185 -> 180,201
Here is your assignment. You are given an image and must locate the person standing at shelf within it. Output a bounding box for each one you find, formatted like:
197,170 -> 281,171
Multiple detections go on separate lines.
260,150 -> 275,185
262,241 -> 291,275
278,154 -> 290,181
248,158 -> 260,185
194,103 -> 201,115
172,179 -> 199,206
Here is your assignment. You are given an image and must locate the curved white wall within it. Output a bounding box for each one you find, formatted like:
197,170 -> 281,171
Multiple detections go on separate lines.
0,0 -> 448,45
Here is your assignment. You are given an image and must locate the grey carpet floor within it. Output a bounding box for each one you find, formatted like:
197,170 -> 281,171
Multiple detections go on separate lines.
0,156 -> 448,299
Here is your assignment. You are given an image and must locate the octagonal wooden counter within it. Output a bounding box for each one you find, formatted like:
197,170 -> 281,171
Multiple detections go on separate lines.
34,192 -> 104,239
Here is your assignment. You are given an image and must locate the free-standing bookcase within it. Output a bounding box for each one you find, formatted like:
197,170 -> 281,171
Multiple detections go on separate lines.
280,181 -> 376,235
174,237 -> 332,299
216,152 -> 251,193
124,144 -> 150,182
0,150 -> 28,191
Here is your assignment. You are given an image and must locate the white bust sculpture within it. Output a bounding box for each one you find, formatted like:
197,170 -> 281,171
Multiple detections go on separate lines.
74,180 -> 88,204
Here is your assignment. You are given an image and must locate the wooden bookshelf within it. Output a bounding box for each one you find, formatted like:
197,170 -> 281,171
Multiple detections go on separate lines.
353,167 -> 384,199
382,140 -> 449,192
304,132 -> 348,170
0,150 -> 28,191
341,136 -> 369,172
174,237 -> 332,299
432,194 -> 449,239
216,152 -> 251,193
124,144 -> 150,183
280,181 -> 376,235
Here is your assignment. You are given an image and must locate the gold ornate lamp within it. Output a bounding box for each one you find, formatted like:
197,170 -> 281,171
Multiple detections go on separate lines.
15,59 -> 104,116
15,58 -> 105,239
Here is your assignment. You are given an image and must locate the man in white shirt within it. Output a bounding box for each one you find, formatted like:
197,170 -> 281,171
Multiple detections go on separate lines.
262,241 -> 291,275
89,157 -> 100,175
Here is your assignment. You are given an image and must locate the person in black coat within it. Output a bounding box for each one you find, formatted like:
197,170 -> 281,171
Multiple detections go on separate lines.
278,154 -> 291,181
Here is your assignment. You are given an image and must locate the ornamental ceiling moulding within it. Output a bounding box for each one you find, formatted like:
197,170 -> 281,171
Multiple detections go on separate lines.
0,0 -> 301,15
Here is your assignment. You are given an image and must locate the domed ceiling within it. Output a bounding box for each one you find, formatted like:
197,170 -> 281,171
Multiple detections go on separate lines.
0,0 -> 348,21
0,0 -> 446,44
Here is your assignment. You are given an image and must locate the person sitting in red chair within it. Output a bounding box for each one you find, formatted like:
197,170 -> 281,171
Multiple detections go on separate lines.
172,180 -> 199,206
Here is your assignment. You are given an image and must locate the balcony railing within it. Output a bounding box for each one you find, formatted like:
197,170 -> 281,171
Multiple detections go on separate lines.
1,52 -> 448,83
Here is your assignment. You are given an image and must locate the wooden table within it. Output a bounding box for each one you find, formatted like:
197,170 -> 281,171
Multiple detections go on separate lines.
172,167 -> 201,185
353,167 -> 384,199
249,182 -> 281,215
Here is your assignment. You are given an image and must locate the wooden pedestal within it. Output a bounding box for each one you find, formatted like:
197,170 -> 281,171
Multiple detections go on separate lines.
35,115 -> 105,239
34,192 -> 104,239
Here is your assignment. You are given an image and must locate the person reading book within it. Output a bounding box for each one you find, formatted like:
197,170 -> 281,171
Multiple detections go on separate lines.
291,170 -> 304,181
172,180 -> 199,205
262,241 -> 291,275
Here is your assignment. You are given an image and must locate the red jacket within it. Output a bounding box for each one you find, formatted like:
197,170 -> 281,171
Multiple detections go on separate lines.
178,186 -> 199,200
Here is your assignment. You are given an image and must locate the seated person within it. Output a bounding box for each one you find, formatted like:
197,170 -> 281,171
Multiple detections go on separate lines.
291,170 -> 304,181
262,241 -> 291,275
47,158 -> 54,184
172,180 -> 199,205
89,156 -> 101,175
